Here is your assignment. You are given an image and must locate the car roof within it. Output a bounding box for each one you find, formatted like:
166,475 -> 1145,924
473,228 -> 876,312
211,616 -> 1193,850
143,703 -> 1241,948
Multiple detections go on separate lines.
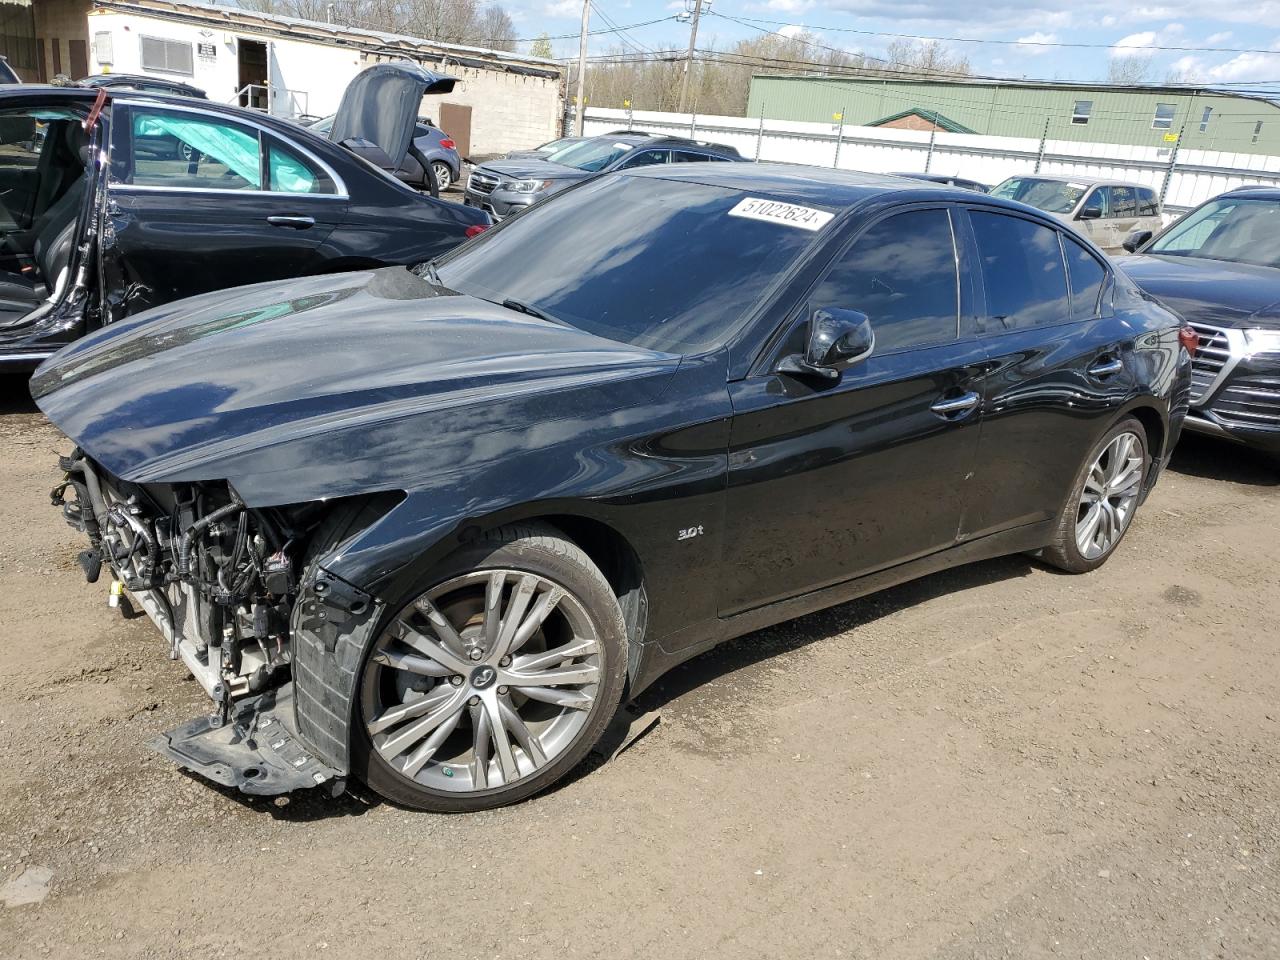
1000,174 -> 1152,189
622,162 -> 1034,211
1222,185 -> 1280,199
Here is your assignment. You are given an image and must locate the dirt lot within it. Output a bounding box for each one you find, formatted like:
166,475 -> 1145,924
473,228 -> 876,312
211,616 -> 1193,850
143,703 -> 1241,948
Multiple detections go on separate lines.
0,375 -> 1277,960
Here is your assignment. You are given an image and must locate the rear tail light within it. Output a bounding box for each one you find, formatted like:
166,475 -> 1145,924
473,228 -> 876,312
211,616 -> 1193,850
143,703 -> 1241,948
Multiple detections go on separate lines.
1178,325 -> 1199,357
465,224 -> 488,238
439,138 -> 456,150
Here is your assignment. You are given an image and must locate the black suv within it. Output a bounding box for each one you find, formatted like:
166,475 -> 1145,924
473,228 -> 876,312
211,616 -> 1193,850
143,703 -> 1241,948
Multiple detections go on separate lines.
1121,186 -> 1280,463
464,131 -> 744,220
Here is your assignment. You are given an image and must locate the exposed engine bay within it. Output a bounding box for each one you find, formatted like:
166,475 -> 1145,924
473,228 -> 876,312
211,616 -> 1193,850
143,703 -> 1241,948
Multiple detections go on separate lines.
52,448 -> 344,795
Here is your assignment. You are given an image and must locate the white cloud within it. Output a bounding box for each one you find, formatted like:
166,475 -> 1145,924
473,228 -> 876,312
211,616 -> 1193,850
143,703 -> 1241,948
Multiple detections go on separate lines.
1015,32 -> 1057,55
1110,31 -> 1156,57
776,22 -> 811,37
1206,30 -> 1233,45
767,0 -> 816,11
1204,51 -> 1280,81
544,0 -> 579,15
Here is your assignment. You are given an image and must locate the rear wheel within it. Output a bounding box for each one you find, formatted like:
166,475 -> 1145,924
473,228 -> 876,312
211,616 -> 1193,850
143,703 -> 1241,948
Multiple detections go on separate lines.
352,524 -> 627,812
431,161 -> 453,192
1039,417 -> 1148,573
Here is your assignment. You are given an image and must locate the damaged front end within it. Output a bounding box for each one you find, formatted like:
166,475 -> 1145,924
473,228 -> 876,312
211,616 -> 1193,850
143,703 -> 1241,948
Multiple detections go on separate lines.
52,449 -> 357,796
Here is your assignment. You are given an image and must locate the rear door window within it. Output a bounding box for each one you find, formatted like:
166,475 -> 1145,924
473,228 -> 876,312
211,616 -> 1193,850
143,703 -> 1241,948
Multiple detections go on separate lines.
127,108 -> 262,190
673,150 -> 710,162
810,208 -> 960,353
1137,187 -> 1160,217
970,211 -> 1071,331
1062,233 -> 1107,321
1111,186 -> 1137,218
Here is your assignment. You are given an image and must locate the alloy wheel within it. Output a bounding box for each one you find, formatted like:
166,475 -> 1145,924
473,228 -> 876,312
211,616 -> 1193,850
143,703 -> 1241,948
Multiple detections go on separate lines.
1074,431 -> 1143,560
432,161 -> 452,192
362,569 -> 602,794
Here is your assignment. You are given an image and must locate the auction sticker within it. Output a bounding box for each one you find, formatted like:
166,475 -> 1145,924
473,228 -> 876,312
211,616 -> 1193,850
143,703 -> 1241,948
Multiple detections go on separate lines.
727,197 -> 834,231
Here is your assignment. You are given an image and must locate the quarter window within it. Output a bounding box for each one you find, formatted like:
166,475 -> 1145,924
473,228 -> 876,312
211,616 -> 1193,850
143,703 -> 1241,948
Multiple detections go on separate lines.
268,142 -> 336,194
128,109 -> 261,189
970,211 -> 1071,332
139,36 -> 194,76
1152,103 -> 1176,130
1062,234 -> 1107,321
673,150 -> 710,162
810,209 -> 959,354
1072,100 -> 1093,125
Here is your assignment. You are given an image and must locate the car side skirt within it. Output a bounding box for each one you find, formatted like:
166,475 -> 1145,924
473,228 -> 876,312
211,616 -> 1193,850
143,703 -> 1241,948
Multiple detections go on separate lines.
629,518 -> 1056,697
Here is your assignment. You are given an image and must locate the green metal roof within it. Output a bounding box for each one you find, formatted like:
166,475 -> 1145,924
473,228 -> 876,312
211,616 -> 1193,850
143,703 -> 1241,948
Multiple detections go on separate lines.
868,107 -> 976,134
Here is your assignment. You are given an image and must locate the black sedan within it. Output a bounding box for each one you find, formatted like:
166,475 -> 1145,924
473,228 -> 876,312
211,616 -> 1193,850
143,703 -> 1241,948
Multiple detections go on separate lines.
1121,187 -> 1280,463
34,165 -> 1191,812
0,63 -> 488,371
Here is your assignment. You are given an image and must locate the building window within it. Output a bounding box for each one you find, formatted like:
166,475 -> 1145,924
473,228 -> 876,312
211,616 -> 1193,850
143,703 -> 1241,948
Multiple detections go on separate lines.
1199,107 -> 1212,132
1253,121 -> 1263,144
140,36 -> 194,76
1152,103 -> 1176,130
1071,100 -> 1093,125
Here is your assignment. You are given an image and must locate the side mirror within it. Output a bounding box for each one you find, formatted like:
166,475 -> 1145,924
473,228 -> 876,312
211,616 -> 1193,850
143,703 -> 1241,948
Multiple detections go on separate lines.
1077,204 -> 1103,221
1122,229 -> 1153,253
778,308 -> 875,380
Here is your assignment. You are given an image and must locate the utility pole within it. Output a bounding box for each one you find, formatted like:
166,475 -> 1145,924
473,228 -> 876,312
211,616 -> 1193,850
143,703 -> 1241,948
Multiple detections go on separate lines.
573,0 -> 591,136
677,0 -> 705,115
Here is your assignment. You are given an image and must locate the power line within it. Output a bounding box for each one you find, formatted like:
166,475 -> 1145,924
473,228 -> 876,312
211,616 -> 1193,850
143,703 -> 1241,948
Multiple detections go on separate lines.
512,15 -> 676,45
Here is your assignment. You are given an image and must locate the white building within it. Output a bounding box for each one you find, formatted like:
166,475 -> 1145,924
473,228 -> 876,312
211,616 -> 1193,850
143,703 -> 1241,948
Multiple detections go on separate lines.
83,0 -> 565,157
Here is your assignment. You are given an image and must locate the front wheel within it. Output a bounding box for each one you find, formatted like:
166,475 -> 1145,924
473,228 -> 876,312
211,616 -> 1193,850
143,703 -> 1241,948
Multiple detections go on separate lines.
1038,417 -> 1149,573
352,524 -> 627,812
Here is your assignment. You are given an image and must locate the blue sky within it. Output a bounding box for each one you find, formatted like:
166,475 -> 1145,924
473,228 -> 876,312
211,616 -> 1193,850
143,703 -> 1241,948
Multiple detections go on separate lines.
512,0 -> 1280,86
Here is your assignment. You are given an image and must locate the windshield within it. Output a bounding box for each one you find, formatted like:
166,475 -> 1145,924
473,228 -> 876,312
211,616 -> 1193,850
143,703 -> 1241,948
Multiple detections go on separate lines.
1148,197 -> 1280,268
434,176 -> 829,353
991,177 -> 1087,214
543,137 -> 634,172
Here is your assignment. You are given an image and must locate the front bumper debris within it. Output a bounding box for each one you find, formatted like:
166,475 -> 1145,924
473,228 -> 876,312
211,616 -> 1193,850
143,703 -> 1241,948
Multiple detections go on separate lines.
149,684 -> 343,797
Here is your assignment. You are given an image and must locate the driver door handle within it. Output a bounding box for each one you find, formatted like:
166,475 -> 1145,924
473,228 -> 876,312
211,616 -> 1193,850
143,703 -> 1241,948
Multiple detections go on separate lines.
267,215 -> 315,229
1088,356 -> 1124,377
930,391 -> 980,419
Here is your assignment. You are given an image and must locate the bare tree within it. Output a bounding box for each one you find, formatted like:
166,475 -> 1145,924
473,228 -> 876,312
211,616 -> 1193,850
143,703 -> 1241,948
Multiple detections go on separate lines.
241,0 -> 521,50
1108,55 -> 1154,85
883,38 -> 971,78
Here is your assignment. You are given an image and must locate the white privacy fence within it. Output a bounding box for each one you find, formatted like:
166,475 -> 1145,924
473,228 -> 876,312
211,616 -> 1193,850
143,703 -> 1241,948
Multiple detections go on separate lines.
584,107 -> 1280,217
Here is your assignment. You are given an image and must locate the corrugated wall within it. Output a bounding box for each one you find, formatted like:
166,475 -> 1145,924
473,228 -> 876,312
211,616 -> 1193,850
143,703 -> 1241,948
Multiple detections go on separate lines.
745,77 -> 1280,157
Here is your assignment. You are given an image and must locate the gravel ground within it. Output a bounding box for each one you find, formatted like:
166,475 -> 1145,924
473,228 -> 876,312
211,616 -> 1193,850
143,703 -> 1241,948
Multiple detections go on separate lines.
0,375 -> 1277,960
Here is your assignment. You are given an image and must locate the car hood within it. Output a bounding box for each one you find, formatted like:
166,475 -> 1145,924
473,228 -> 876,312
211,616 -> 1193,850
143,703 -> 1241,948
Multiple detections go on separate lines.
475,158 -> 585,181
329,62 -> 456,170
32,268 -> 680,505
1118,254 -> 1280,329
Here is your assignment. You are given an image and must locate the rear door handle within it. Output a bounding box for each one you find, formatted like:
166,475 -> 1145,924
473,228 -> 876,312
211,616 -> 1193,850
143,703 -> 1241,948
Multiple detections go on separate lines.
1088,356 -> 1124,377
930,390 -> 980,420
267,215 -> 315,229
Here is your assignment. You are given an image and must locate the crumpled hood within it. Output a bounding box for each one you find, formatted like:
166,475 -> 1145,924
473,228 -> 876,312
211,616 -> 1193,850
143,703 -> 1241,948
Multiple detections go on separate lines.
475,158 -> 585,182
32,268 -> 679,504
1118,254 -> 1280,329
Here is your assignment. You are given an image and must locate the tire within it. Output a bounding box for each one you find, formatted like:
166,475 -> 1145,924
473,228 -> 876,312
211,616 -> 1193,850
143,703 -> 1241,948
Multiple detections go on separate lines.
351,523 -> 627,812
1038,416 -> 1149,574
431,161 -> 453,192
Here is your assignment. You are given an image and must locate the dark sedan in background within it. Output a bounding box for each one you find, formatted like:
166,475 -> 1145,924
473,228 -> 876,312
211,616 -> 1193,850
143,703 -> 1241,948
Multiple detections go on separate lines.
0,63 -> 488,370
464,132 -> 745,220
1121,187 -> 1280,463
37,165 -> 1191,812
